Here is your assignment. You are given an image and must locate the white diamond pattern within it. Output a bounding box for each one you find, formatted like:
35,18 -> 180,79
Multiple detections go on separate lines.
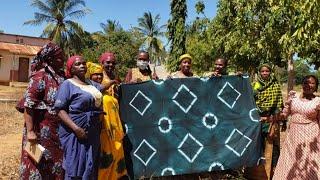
217,82 -> 241,109
225,129 -> 252,157
134,139 -> 157,166
177,133 -> 204,163
129,90 -> 152,116
172,84 -> 197,113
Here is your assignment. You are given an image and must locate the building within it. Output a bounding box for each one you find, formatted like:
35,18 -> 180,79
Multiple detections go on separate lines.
0,33 -> 50,85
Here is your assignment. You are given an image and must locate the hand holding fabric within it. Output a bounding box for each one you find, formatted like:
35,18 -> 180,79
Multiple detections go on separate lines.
74,127 -> 87,140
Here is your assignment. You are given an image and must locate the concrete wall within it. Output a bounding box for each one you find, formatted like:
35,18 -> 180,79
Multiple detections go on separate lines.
0,33 -> 49,47
0,50 -> 32,83
0,51 -> 12,82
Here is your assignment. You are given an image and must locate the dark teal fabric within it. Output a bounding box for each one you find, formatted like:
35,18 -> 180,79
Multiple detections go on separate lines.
119,76 -> 263,178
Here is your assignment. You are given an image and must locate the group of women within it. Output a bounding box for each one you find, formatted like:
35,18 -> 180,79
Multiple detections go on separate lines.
18,42 -> 320,180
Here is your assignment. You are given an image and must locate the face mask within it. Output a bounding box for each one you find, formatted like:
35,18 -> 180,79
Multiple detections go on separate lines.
137,60 -> 149,70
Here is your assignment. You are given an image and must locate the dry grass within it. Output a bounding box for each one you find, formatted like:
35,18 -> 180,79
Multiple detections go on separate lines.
0,102 -> 24,179
0,85 -> 25,100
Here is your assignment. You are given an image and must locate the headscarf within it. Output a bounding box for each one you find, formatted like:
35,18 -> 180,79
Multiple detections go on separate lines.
30,42 -> 63,74
258,63 -> 272,72
65,55 -> 82,78
253,63 -> 283,113
85,62 -> 103,79
99,52 -> 115,64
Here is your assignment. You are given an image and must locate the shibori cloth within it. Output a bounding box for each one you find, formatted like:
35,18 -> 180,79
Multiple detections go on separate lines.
119,76 -> 263,178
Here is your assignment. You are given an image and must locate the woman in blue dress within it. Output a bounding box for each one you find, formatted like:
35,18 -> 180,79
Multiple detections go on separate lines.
54,55 -> 103,179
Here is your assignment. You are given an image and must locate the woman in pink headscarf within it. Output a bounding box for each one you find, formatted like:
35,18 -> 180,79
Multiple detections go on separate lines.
55,55 -> 103,180
98,52 -> 128,179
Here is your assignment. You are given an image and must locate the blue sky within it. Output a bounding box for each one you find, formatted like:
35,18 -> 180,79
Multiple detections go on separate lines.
0,0 -> 218,37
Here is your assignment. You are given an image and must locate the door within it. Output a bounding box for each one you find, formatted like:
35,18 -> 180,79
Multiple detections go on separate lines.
18,57 -> 29,82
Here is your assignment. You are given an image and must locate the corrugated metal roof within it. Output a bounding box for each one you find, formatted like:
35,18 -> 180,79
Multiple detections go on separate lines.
0,42 -> 41,56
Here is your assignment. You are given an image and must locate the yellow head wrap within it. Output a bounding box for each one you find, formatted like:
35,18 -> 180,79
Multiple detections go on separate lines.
179,54 -> 192,62
85,62 -> 103,79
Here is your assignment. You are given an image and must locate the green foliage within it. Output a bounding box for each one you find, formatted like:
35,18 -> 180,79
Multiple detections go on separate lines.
92,19 -> 123,43
25,0 -> 91,55
186,16 -> 212,74
82,30 -> 144,78
167,0 -> 187,72
195,1 -> 205,15
135,12 -> 166,64
204,0 -> 319,89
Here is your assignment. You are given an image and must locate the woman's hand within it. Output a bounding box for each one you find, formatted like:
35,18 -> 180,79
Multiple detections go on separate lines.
152,72 -> 159,80
211,71 -> 221,77
74,126 -> 87,140
288,90 -> 296,100
27,130 -> 37,143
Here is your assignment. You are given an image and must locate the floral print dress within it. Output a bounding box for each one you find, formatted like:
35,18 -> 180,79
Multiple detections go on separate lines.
20,67 -> 64,180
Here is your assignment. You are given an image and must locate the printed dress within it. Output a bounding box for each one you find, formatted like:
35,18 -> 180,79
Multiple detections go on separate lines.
98,77 -> 127,180
20,68 -> 65,179
273,96 -> 320,179
54,79 -> 103,180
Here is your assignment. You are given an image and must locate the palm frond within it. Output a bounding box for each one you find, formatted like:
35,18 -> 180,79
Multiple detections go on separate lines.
30,0 -> 51,14
65,20 -> 85,35
24,19 -> 44,26
66,8 -> 91,19
65,0 -> 86,14
41,23 -> 56,38
34,12 -> 55,22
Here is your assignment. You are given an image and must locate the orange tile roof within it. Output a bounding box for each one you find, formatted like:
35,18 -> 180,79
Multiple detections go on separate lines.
0,42 -> 41,56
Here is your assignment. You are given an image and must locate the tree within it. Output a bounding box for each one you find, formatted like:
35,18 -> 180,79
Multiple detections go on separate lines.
195,0 -> 205,15
185,1 -> 212,74
273,0 -> 320,92
24,0 -> 90,55
209,0 -> 320,92
167,0 -> 187,72
92,19 -> 122,43
135,12 -> 166,65
82,29 -> 144,78
209,0 -> 284,74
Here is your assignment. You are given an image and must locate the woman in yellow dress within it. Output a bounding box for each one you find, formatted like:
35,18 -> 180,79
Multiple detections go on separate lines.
98,52 -> 127,180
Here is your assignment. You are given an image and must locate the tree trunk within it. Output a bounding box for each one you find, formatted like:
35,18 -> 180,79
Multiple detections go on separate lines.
287,53 -> 294,94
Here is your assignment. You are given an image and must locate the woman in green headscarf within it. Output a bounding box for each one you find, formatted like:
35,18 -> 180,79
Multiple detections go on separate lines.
245,63 -> 284,180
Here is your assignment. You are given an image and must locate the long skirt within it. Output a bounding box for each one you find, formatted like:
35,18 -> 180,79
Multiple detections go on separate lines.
20,111 -> 64,179
98,95 -> 127,180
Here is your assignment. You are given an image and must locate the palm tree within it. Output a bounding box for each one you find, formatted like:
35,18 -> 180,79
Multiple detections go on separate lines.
24,0 -> 90,55
92,19 -> 122,43
100,20 -> 122,34
135,11 -> 166,64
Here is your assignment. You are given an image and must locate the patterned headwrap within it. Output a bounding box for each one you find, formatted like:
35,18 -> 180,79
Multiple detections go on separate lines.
65,55 -> 82,78
30,42 -> 63,74
85,62 -> 103,79
258,63 -> 272,72
99,52 -> 115,64
253,63 -> 283,113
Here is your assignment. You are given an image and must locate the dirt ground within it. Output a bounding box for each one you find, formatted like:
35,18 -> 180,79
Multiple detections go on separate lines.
0,85 -> 25,179
0,85 -> 288,180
